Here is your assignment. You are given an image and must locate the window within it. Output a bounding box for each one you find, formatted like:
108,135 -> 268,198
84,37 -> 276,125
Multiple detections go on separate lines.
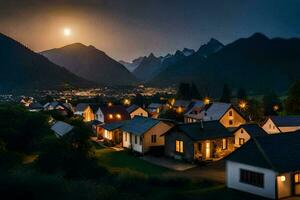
175,140 -> 184,153
222,138 -> 228,150
240,169 -> 264,188
229,120 -> 233,125
269,124 -> 272,129
125,132 -> 128,142
241,129 -> 244,133
229,110 -> 233,116
140,136 -> 143,145
294,172 -> 300,184
239,138 -> 245,145
135,136 -> 138,144
151,135 -> 157,143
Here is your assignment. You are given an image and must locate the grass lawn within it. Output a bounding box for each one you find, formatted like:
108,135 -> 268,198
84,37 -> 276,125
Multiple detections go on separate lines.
95,148 -> 169,176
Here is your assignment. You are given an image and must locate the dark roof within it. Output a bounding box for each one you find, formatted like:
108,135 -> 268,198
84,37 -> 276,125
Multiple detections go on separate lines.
126,104 -> 141,113
234,123 -> 267,137
75,103 -> 90,112
99,105 -> 131,123
121,116 -> 161,136
176,121 -> 232,141
101,120 -> 128,131
227,131 -> 300,173
29,102 -> 43,109
270,116 -> 300,127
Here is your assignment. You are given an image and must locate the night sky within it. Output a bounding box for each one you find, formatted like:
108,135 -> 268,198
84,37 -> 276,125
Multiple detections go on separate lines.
0,0 -> 299,61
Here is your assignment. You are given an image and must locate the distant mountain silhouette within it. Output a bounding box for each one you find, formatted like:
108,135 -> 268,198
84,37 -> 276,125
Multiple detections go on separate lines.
151,33 -> 300,96
119,56 -> 145,72
133,48 -> 196,81
0,33 -> 93,92
41,43 -> 137,86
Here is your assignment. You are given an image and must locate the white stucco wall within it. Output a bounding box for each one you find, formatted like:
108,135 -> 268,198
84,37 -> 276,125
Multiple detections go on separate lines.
96,109 -> 105,123
130,108 -> 148,118
279,126 -> 300,133
122,132 -> 131,148
234,128 -> 251,148
131,135 -> 143,153
226,161 -> 276,199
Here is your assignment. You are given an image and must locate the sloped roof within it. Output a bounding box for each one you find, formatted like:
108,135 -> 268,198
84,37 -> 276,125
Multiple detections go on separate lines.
51,121 -> 74,137
126,104 -> 141,113
101,120 -> 128,131
270,116 -> 300,127
184,100 -> 205,116
176,121 -> 232,141
29,102 -> 43,109
75,103 -> 90,112
227,131 -> 300,173
234,123 -> 267,137
121,116 -> 161,136
202,102 -> 232,120
148,103 -> 163,109
173,100 -> 191,108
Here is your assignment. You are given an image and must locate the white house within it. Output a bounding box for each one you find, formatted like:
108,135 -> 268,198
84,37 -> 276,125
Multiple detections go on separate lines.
126,104 -> 148,118
95,105 -> 130,123
226,131 -> 300,199
232,123 -> 267,148
262,116 -> 300,134
120,116 -> 173,153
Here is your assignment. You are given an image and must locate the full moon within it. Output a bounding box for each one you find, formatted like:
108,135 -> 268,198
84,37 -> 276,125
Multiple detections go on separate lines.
63,28 -> 71,36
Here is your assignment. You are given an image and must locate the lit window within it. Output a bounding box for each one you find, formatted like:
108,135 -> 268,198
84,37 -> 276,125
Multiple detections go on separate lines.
295,172 -> 300,184
116,114 -> 121,119
108,114 -> 113,119
151,135 -> 157,143
239,138 -> 245,145
222,138 -> 228,150
175,140 -> 184,153
269,124 -> 271,129
125,133 -> 128,142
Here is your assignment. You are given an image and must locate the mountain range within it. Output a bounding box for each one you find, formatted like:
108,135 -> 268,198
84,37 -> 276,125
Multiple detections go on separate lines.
150,33 -> 300,95
41,43 -> 136,86
0,33 -> 93,92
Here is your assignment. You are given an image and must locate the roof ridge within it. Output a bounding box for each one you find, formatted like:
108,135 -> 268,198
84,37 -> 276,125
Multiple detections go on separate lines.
252,137 -> 277,171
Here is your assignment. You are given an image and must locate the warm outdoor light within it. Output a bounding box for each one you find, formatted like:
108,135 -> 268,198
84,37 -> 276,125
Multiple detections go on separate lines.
239,100 -> 247,110
108,102 -> 113,107
176,106 -> 183,114
280,176 -> 286,182
273,105 -> 279,111
108,114 -> 113,119
123,99 -> 131,106
204,97 -> 210,105
116,114 -> 121,119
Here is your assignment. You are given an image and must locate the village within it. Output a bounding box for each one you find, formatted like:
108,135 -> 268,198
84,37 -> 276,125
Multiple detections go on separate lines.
19,82 -> 300,200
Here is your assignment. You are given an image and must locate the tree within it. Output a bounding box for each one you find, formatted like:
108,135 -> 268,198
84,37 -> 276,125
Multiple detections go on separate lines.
237,88 -> 247,100
219,84 -> 232,103
244,99 -> 264,122
190,82 -> 202,99
263,91 -> 281,116
285,81 -> 300,115
176,83 -> 191,100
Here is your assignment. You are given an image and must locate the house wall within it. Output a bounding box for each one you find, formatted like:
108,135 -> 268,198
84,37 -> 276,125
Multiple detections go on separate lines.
122,132 -> 131,148
219,108 -> 246,128
184,116 -> 199,123
122,132 -> 143,153
226,161 -> 276,199
277,173 -> 292,199
234,128 -> 251,148
165,130 -> 195,162
262,118 -> 281,134
142,122 -> 171,152
83,107 -> 95,122
130,107 -> 148,118
95,109 -> 105,123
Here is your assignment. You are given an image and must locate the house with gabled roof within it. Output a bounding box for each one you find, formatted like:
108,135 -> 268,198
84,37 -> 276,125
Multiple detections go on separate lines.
233,123 -> 267,148
226,131 -> 300,199
98,121 -> 127,144
147,103 -> 164,118
28,102 -> 43,112
262,116 -> 300,134
184,100 -> 205,123
119,116 -> 173,153
95,105 -> 130,124
164,121 -> 234,162
126,104 -> 148,118
184,102 -> 246,129
74,103 -> 95,122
